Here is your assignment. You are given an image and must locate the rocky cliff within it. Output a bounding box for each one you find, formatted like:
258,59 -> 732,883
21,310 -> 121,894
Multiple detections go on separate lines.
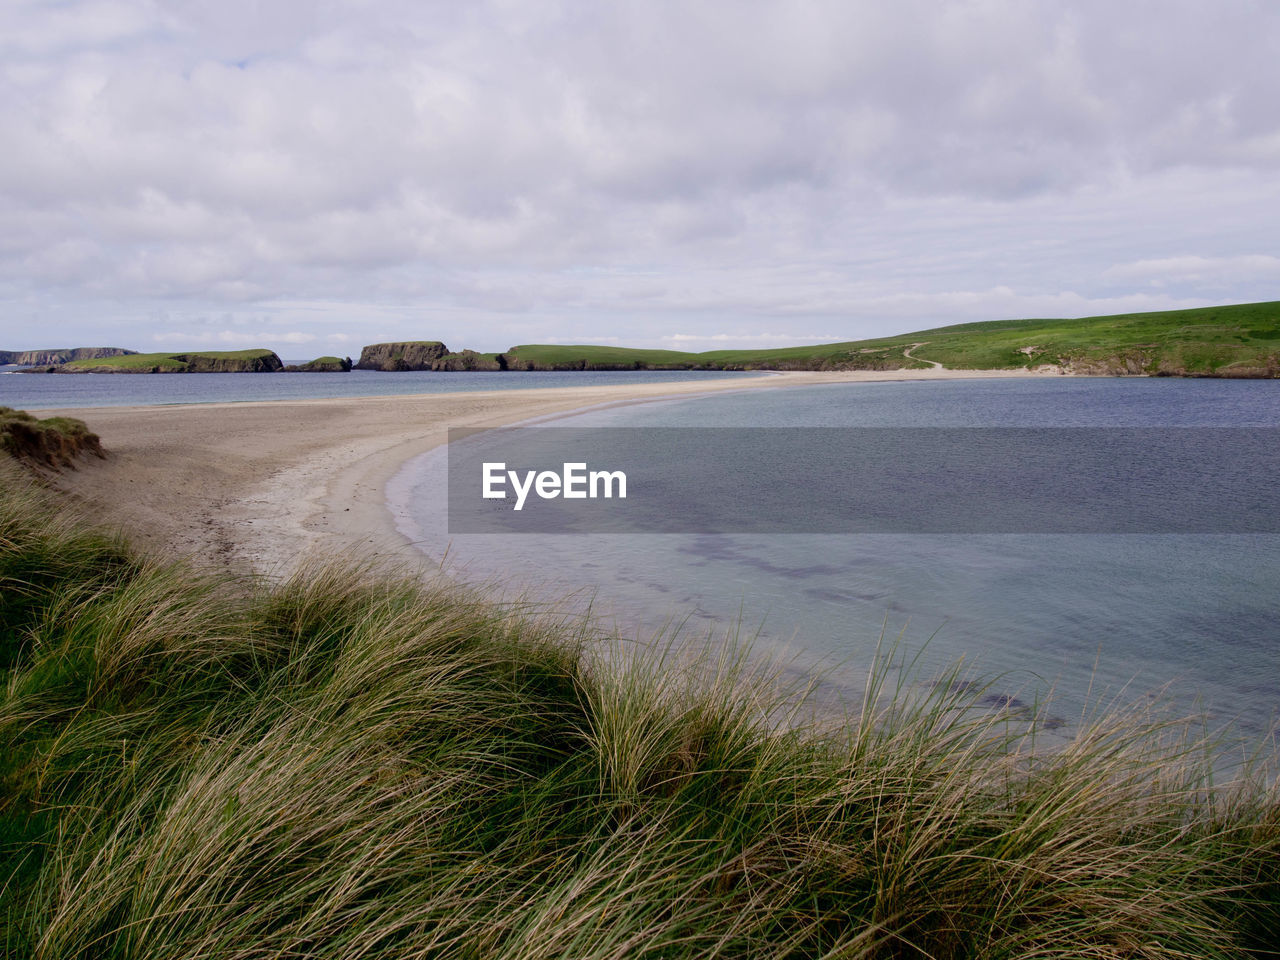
172,353 -> 284,373
1048,351 -> 1280,378
431,350 -> 503,371
282,356 -> 353,372
30,350 -> 286,373
0,347 -> 135,365
354,342 -> 450,371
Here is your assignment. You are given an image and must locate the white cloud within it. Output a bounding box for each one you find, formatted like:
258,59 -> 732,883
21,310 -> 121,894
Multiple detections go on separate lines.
663,333 -> 831,345
1103,255 -> 1280,289
152,329 -> 316,346
0,0 -> 1277,350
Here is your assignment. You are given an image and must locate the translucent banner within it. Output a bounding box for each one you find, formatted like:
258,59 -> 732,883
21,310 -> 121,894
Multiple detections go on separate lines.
446,427 -> 1280,534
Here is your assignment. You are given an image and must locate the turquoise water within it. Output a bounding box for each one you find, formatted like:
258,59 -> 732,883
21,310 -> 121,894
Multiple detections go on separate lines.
393,378 -> 1280,743
0,367 -> 763,409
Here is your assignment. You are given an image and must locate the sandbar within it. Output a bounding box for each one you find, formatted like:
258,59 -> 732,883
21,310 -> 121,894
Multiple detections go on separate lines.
33,366 -> 1059,576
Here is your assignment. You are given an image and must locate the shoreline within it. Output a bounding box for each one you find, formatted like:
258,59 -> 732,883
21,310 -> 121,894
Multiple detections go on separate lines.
33,366 -> 1062,577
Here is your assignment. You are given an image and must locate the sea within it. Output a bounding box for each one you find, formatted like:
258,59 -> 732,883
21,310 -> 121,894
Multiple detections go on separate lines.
6,366 -> 1278,754
0,365 -> 765,408
391,377 -> 1280,751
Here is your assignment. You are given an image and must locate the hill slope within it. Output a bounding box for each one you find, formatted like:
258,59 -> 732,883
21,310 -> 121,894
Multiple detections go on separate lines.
42,349 -> 285,374
0,347 -> 135,365
495,302 -> 1280,375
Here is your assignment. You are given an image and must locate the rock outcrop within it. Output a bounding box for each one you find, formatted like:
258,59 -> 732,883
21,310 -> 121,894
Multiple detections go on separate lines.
170,353 -> 284,373
1052,352 -> 1280,378
283,356 -> 353,372
354,342 -> 450,371
431,350 -> 503,371
0,347 -> 135,365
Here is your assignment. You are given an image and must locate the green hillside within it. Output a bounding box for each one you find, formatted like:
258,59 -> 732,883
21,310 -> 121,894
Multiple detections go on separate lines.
503,344 -> 720,369
891,301 -> 1280,374
54,349 -> 284,374
499,301 -> 1280,376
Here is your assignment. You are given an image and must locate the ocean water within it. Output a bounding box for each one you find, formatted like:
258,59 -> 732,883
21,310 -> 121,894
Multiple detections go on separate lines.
393,377 -> 1280,745
0,366 -> 763,409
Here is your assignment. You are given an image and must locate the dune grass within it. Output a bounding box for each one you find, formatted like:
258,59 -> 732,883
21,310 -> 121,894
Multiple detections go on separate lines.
1,461 -> 1278,958
0,407 -> 103,468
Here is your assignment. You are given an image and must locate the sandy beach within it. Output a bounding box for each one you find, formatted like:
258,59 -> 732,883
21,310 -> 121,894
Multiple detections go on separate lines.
34,366 -> 1058,577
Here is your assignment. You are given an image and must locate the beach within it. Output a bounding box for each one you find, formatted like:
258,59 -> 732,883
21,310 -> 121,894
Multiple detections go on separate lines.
34,367 -> 1058,577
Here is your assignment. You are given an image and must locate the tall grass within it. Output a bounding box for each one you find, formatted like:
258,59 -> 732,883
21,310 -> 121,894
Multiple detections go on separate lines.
0,408 -> 103,469
1,459 -> 1277,958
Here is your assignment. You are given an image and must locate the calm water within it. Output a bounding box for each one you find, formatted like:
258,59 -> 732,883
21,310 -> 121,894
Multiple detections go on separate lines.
0,366 -> 763,409
393,378 -> 1280,744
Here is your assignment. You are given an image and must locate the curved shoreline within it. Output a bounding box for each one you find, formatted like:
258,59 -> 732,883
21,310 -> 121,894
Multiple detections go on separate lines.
32,366 -> 1059,576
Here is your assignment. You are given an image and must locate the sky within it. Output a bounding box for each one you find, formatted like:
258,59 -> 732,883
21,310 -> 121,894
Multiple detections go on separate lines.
1,0 -> 1278,357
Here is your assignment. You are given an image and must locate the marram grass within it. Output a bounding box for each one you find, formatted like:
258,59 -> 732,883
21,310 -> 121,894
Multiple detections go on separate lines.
1,460 -> 1278,958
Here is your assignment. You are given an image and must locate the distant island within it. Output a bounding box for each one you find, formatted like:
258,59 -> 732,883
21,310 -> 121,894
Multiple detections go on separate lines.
281,356 -> 353,373
14,350 -> 352,374
354,342 -> 504,371
6,301 -> 1278,376
0,347 -> 136,365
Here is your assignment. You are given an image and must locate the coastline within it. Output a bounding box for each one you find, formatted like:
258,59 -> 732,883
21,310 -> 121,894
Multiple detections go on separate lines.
33,366 -> 1060,577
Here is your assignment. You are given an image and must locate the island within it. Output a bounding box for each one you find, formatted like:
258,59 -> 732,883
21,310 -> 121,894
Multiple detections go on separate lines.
350,301 -> 1279,377
6,301 -> 1277,378
282,356 -> 353,372
15,349 -> 284,374
0,347 -> 135,365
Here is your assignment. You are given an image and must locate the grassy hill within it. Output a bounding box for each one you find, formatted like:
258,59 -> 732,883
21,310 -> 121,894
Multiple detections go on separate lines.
499,302 -> 1280,375
0,347 -> 135,365
49,349 -> 284,373
887,300 -> 1280,374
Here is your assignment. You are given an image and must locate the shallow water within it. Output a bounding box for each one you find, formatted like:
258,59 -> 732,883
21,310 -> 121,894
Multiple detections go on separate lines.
0,366 -> 763,409
393,378 -> 1280,745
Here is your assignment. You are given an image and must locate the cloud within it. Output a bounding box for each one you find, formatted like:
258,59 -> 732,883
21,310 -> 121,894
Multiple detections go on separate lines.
0,0 -> 1276,351
152,329 -> 316,346
1103,255 -> 1280,289
664,333 -> 830,343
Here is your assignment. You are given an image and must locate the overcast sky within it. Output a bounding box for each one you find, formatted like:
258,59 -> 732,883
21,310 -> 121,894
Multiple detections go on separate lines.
2,0 -> 1278,356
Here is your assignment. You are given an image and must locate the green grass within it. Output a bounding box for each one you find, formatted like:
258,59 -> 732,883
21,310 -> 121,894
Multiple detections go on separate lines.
499,301 -> 1280,375
891,301 -> 1280,373
285,356 -> 353,372
503,340 -> 918,371
505,344 -> 722,369
1,461 -> 1278,957
0,408 -> 103,468
58,349 -> 282,372
58,352 -> 189,371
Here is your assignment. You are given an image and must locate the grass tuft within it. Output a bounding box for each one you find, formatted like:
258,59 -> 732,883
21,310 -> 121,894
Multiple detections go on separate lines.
0,408 -> 104,469
1,459 -> 1277,957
